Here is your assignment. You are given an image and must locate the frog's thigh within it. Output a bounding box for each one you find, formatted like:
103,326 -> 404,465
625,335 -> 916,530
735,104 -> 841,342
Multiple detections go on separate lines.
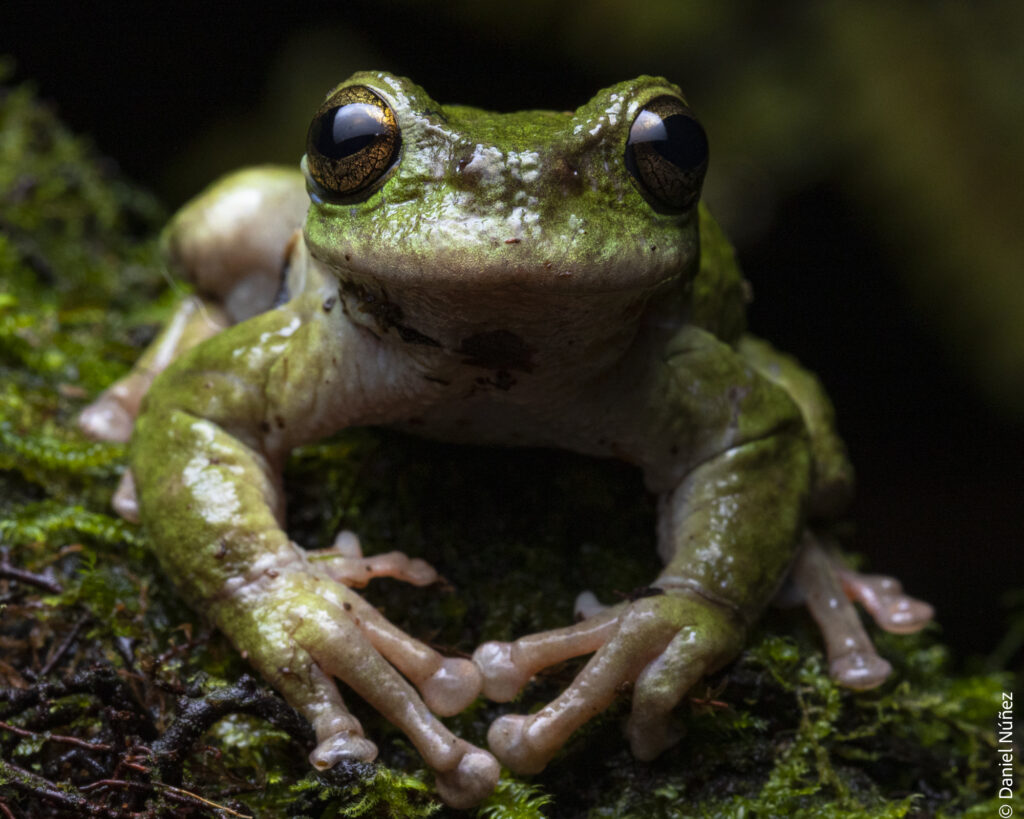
163,166 -> 308,322
737,335 -> 854,517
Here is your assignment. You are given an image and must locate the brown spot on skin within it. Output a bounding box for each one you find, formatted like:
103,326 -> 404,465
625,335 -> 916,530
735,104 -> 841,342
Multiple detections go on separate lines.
504,238 -> 520,244
492,370 -> 516,391
343,602 -> 352,611
457,329 -> 535,372
395,324 -> 441,346
339,280 -> 440,347
474,372 -> 517,391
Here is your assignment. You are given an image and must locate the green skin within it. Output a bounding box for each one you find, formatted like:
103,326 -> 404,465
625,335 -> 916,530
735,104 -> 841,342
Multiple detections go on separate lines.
128,72 -> 857,808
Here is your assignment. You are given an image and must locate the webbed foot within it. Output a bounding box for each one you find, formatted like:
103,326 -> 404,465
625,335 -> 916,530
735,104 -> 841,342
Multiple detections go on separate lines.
473,586 -> 744,774
787,533 -> 934,689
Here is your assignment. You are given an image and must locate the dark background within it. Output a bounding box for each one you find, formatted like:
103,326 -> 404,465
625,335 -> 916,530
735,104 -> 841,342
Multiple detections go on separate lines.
4,1 -> 1022,668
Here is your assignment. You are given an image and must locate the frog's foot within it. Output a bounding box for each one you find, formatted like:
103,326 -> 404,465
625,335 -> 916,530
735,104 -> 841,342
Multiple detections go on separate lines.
78,370 -> 151,443
221,552 -> 498,808
473,586 -> 744,774
836,567 -> 934,635
112,470 -> 140,523
789,535 -> 933,690
307,530 -> 439,588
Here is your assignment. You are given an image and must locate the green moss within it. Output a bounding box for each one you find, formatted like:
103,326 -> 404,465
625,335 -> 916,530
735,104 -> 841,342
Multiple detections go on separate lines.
0,63 -> 1017,818
478,777 -> 552,818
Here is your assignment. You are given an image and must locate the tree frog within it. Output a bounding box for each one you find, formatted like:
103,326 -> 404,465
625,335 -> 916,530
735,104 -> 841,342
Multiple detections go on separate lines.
79,72 -> 933,808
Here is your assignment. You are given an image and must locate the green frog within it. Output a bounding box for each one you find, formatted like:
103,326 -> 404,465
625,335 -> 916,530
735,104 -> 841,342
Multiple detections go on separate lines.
79,72 -> 932,808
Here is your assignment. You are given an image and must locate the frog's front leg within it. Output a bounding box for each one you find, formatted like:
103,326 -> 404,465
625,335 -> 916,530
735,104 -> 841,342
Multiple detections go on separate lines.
474,328 -> 811,773
133,296 -> 499,807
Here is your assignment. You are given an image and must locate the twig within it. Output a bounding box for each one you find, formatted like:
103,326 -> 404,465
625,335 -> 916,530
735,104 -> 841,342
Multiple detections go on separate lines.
0,554 -> 62,594
82,779 -> 253,818
0,719 -> 113,752
0,756 -> 124,817
38,614 -> 89,677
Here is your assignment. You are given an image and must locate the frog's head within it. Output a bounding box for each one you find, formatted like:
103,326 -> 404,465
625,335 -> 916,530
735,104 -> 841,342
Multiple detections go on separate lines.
301,72 -> 708,359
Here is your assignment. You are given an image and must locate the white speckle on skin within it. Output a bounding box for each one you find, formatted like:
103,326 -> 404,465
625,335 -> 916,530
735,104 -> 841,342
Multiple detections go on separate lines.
462,144 -> 504,177
182,450 -> 242,526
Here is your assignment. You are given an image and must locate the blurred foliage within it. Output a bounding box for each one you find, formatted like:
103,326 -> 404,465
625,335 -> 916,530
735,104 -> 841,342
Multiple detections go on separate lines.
162,0 -> 1024,417
1,52 -> 1020,817
426,0 -> 1024,416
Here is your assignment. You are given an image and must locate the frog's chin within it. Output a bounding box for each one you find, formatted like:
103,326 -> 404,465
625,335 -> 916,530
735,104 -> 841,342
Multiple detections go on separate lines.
315,258 -> 678,378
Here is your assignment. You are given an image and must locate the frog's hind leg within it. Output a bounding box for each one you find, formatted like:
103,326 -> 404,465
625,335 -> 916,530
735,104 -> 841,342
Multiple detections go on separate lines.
78,295 -> 230,443
738,337 -> 934,681
79,167 -> 308,445
835,563 -> 934,635
788,533 -> 933,690
737,335 -> 854,517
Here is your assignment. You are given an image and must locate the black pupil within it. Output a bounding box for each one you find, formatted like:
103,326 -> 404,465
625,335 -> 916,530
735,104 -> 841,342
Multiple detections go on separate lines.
312,102 -> 386,159
632,109 -> 708,171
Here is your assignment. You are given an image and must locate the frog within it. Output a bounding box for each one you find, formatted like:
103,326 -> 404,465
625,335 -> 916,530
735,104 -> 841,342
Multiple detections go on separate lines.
78,71 -> 934,808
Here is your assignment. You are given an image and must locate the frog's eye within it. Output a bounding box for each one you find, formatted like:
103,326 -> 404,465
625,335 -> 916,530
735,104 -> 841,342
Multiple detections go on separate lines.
625,96 -> 708,213
305,85 -> 401,199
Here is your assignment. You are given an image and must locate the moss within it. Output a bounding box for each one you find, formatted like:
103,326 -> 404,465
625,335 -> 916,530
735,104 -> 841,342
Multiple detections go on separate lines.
0,63 -> 1018,817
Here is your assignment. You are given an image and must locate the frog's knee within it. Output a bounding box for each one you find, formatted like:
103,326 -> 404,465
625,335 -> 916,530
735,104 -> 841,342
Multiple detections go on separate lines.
163,166 -> 307,321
